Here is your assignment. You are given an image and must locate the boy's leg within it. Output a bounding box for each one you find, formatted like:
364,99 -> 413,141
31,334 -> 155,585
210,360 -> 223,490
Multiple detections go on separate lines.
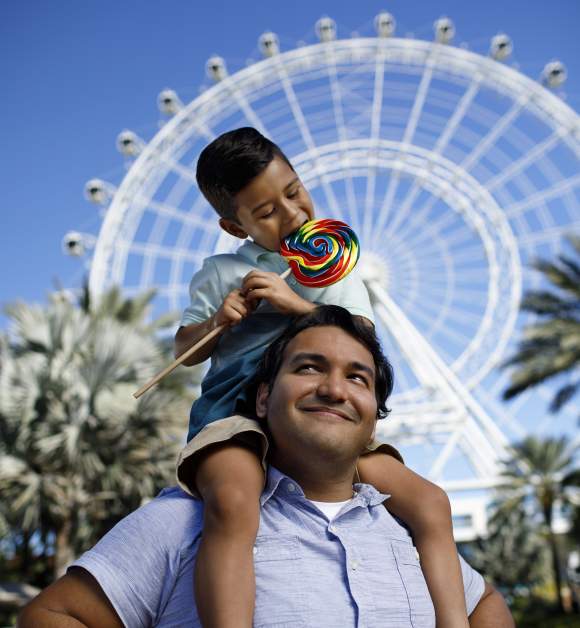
194,441 -> 264,628
358,451 -> 470,628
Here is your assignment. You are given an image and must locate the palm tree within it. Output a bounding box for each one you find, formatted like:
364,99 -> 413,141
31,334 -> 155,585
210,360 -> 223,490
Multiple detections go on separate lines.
494,435 -> 579,612
0,287 -> 199,579
503,235 -> 580,413
469,501 -> 549,597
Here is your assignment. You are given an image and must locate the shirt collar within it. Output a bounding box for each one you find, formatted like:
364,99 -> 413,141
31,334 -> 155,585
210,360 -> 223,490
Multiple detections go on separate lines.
261,466 -> 390,508
237,240 -> 282,265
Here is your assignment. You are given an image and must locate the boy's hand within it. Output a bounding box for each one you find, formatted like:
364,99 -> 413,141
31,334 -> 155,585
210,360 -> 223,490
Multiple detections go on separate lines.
214,289 -> 254,328
241,271 -> 316,316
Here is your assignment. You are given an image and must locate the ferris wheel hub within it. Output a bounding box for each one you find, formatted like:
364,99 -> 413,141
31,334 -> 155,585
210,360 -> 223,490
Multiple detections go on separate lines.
358,251 -> 390,289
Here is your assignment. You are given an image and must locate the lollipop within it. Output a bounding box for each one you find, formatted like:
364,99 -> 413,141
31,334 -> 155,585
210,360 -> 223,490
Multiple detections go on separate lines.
281,219 -> 360,287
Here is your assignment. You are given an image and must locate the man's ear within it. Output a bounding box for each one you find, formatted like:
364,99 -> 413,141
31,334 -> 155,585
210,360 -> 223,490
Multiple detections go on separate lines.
219,218 -> 248,240
255,382 -> 269,419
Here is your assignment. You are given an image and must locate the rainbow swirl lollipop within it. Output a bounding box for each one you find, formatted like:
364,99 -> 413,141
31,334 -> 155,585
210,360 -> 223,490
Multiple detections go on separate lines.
280,219 -> 360,287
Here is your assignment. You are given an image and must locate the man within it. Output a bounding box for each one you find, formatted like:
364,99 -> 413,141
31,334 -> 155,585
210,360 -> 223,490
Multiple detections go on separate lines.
19,305 -> 514,627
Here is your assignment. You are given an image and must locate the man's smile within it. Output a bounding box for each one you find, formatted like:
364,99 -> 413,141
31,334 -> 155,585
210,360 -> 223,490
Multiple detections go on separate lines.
297,403 -> 358,423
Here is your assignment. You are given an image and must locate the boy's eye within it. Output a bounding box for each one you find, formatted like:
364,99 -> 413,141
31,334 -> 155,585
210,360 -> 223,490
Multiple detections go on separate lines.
259,208 -> 275,219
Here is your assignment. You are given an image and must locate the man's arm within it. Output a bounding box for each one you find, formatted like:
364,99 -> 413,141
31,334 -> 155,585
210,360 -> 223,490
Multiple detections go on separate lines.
18,567 -> 123,628
469,582 -> 514,628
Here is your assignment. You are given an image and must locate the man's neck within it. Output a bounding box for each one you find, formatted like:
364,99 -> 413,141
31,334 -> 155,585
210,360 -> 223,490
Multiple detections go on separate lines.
270,451 -> 357,501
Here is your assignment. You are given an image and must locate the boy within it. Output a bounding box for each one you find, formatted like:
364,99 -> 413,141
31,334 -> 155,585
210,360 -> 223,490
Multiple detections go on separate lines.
175,127 -> 469,628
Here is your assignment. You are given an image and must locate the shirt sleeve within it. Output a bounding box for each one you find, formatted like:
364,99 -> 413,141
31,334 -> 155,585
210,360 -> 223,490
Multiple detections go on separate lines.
307,267 -> 375,323
69,488 -> 202,628
180,257 -> 224,327
459,554 -> 486,616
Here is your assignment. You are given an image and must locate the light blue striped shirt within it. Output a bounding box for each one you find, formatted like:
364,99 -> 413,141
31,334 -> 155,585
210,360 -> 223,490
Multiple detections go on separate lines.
72,467 -> 484,627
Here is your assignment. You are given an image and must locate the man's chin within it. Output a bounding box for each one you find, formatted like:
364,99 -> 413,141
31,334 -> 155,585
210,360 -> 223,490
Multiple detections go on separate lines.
297,429 -> 363,461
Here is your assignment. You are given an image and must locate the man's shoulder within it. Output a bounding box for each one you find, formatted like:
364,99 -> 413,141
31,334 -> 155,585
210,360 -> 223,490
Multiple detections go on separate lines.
118,487 -> 203,549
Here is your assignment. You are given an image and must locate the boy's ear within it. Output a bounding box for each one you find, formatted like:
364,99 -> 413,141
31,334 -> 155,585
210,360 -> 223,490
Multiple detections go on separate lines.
219,218 -> 248,240
255,382 -> 269,419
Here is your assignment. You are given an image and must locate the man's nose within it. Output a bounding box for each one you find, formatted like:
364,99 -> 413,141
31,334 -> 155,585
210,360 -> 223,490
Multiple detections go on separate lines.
316,373 -> 347,401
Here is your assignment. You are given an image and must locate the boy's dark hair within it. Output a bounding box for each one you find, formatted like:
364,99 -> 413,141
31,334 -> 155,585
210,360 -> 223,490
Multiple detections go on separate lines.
196,127 -> 293,221
253,305 -> 394,419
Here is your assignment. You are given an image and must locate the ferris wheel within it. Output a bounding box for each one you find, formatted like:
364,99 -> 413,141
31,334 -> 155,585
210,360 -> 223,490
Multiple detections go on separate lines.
68,13 -> 580,537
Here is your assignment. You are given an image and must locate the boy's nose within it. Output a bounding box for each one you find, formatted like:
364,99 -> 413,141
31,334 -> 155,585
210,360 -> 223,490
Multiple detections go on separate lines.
279,199 -> 300,220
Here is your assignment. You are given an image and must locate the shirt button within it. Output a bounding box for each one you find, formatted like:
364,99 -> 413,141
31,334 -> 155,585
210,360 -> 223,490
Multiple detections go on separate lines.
253,546 -> 258,555
328,524 -> 336,533
287,483 -> 296,492
350,560 -> 359,570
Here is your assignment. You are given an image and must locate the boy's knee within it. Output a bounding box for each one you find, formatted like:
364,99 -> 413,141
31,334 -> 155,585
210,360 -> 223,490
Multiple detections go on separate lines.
204,483 -> 260,529
422,484 -> 452,529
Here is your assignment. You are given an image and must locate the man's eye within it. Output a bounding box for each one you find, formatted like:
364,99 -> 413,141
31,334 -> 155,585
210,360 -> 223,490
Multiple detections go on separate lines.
349,373 -> 369,386
260,208 -> 275,219
296,364 -> 318,373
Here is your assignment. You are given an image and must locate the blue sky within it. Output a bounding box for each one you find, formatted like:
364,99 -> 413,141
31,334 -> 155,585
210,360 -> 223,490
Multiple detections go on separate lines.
1,0 -> 579,323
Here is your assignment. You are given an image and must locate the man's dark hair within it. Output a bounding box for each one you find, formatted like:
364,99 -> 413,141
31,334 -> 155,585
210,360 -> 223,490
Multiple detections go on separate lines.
196,127 -> 293,221
253,305 -> 394,419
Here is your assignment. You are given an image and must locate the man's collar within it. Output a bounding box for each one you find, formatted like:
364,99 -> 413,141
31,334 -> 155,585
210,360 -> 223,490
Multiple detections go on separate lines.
261,466 -> 390,508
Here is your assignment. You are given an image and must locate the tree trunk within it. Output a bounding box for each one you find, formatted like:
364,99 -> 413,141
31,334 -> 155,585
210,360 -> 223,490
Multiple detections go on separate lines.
54,518 -> 75,580
543,504 -> 565,613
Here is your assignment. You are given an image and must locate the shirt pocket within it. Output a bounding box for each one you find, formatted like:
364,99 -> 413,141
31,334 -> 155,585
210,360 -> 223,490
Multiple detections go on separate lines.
253,535 -> 307,628
393,543 -> 435,628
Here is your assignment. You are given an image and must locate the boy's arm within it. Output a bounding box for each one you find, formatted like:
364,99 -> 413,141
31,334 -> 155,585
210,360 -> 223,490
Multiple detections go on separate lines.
18,568 -> 123,628
175,288 -> 253,365
358,453 -> 470,628
175,317 -> 221,365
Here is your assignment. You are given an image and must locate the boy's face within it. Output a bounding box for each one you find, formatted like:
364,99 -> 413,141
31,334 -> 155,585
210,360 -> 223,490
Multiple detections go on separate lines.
219,156 -> 315,251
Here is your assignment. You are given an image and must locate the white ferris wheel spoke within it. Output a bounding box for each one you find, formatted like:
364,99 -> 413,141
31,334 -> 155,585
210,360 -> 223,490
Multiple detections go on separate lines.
323,43 -> 361,228
271,56 -> 343,222
369,51 -> 439,243
503,171 -> 580,217
460,99 -> 527,174
383,80 -> 482,242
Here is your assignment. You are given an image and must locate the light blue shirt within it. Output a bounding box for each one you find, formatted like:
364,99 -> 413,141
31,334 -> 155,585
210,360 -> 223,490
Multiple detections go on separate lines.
180,241 -> 375,440
71,467 -> 484,627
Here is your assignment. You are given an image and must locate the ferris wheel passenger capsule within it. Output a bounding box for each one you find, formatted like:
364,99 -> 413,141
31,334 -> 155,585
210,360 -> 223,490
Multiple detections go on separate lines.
62,231 -> 85,257
542,61 -> 567,88
157,89 -> 183,115
375,12 -> 396,38
316,17 -> 336,42
260,32 -> 279,57
116,130 -> 143,157
206,56 -> 227,82
490,34 -> 513,60
434,17 -> 455,44
84,178 -> 114,205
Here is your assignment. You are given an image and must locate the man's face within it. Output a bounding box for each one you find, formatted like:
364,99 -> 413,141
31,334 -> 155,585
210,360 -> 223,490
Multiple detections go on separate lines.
256,326 -> 378,462
219,156 -> 315,251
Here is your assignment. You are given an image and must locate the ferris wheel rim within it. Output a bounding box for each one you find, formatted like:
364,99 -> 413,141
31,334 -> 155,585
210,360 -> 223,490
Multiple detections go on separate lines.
88,34 -> 580,298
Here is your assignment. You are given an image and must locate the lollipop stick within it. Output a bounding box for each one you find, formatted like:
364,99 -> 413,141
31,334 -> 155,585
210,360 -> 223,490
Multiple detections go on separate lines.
133,266 -> 293,398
